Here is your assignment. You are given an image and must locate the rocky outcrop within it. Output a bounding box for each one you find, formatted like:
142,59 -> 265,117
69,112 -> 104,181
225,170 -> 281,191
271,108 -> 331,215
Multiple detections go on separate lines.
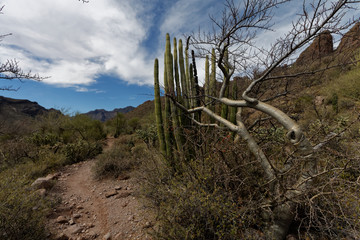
84,106 -> 135,122
296,30 -> 334,64
337,22 -> 360,53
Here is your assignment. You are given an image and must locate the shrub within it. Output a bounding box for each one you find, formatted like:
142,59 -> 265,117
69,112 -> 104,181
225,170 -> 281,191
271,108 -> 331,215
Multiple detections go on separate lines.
0,172 -> 49,240
62,140 -> 102,164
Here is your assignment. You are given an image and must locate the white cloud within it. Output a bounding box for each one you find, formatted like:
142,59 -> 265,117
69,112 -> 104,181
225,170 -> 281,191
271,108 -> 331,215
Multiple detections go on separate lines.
0,0 -> 155,88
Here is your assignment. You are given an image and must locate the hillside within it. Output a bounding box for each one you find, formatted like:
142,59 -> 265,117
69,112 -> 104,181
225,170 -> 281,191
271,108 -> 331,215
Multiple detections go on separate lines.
0,96 -> 61,135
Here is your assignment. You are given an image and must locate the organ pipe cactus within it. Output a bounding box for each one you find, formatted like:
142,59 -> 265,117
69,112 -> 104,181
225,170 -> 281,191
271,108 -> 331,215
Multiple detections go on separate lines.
209,48 -> 216,122
153,58 -> 166,156
163,53 -> 174,161
178,39 -> 189,109
165,34 -> 184,154
220,49 -> 229,120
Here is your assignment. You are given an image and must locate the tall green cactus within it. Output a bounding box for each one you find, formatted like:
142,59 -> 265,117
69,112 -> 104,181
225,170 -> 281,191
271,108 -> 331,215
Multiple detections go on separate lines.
209,48 -> 216,122
165,33 -> 184,154
173,38 -> 182,103
178,39 -> 189,110
220,49 -> 229,120
163,53 -> 174,161
229,78 -> 238,125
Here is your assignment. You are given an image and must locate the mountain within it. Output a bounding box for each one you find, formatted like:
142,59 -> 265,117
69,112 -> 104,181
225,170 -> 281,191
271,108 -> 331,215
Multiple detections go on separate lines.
0,96 -> 59,120
0,96 -> 61,135
84,106 -> 135,122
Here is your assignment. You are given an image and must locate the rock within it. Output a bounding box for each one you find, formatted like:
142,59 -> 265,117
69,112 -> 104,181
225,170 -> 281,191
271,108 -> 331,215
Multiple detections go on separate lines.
31,175 -> 55,190
54,233 -> 69,240
314,96 -> 325,106
114,233 -> 124,240
116,192 -> 132,199
105,191 -> 118,198
337,22 -> 360,53
296,30 -> 333,64
73,213 -> 82,219
69,218 -> 75,225
114,186 -> 122,190
68,225 -> 83,235
127,215 -> 135,221
118,174 -> 130,180
143,221 -> 153,229
103,232 -> 112,240
86,231 -> 99,239
35,188 -> 47,198
286,234 -> 297,240
56,216 -> 68,224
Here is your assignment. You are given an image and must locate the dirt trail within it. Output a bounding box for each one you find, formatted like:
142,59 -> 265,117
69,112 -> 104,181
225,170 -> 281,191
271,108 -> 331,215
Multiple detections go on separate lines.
47,138 -> 153,240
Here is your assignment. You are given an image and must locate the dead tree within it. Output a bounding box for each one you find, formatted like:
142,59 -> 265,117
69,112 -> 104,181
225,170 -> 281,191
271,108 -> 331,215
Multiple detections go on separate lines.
167,0 -> 360,239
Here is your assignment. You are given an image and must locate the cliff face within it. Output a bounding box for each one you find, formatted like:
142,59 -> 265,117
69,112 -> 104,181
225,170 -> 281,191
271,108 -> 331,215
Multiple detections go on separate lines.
84,106 -> 135,122
337,22 -> 360,53
296,30 -> 334,65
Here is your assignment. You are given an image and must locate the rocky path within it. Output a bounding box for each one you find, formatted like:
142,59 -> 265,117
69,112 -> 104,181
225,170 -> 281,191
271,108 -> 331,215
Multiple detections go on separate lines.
46,139 -> 153,240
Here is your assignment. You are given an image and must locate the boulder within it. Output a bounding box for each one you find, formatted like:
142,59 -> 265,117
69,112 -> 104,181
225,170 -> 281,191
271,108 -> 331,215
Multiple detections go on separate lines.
31,173 -> 59,190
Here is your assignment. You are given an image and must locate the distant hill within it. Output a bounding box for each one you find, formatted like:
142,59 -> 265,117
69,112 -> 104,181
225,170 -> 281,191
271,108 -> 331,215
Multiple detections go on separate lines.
0,96 -> 60,120
0,96 -> 61,135
84,106 -> 135,122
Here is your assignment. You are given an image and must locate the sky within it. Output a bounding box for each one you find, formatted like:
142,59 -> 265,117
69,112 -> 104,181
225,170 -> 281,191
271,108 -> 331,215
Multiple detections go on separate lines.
0,0 -> 358,113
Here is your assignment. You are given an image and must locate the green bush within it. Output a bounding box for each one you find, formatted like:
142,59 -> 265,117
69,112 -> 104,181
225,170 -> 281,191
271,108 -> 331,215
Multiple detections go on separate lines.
0,172 -> 49,240
62,140 -> 102,164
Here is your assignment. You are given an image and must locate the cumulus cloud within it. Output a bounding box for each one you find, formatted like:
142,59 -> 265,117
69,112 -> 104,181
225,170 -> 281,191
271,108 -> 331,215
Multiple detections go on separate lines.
0,0 -> 155,88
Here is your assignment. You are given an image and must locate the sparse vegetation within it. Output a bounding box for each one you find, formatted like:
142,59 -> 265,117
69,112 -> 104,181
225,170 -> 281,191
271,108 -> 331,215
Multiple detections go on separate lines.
0,111 -> 106,239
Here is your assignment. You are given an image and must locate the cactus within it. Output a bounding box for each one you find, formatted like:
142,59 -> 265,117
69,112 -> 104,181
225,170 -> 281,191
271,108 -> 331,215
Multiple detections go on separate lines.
185,37 -> 192,109
191,50 -> 201,122
173,38 -> 182,103
153,59 -> 166,156
178,39 -> 189,109
229,78 -> 238,125
209,48 -> 216,122
163,53 -> 174,161
165,34 -> 184,154
220,49 -> 229,120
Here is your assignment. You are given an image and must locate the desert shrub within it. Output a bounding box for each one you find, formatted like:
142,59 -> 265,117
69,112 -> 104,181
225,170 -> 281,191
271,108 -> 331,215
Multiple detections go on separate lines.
62,139 -> 102,164
0,172 -> 49,240
139,129 -> 267,240
135,125 -> 157,147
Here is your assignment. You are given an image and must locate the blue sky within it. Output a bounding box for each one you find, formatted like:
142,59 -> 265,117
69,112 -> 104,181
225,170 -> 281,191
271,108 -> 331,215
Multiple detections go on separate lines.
0,0 -> 358,113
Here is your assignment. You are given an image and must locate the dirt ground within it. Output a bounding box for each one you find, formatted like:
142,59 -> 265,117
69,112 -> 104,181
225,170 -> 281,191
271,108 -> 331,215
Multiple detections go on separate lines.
46,139 -> 154,240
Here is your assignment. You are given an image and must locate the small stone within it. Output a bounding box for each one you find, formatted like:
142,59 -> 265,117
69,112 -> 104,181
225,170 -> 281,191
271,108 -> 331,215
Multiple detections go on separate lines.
103,232 -> 111,240
143,221 -> 153,229
128,215 -> 135,221
116,192 -> 131,199
56,216 -> 68,224
68,225 -> 83,234
35,188 -> 47,198
114,186 -> 122,190
118,174 -> 130,180
73,213 -> 81,219
54,233 -> 69,240
105,191 -> 118,198
69,218 -> 75,225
